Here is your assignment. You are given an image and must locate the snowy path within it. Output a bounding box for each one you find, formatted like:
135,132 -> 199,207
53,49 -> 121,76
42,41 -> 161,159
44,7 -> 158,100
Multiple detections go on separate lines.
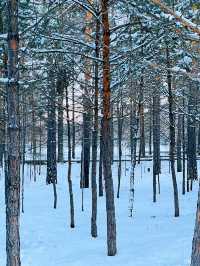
0,161 -> 198,266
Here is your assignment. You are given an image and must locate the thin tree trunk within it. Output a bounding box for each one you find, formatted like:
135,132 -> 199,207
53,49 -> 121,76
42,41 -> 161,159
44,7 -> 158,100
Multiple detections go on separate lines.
0,94 -> 5,166
153,77 -> 161,203
91,12 -> 100,237
191,182 -> 200,265
21,92 -> 26,213
82,2 -> 93,188
39,112 -> 42,175
99,122 -> 103,197
117,96 -> 123,198
198,123 -> 200,155
130,99 -> 134,162
72,79 -> 76,159
129,97 -> 139,217
166,45 -> 179,217
187,83 -> 197,187
149,101 -> 152,156
57,76 -> 64,162
82,100 -> 91,188
46,69 -> 57,209
101,0 -> 117,256
30,92 -> 36,182
80,138 -> 84,211
139,75 -> 145,159
110,105 -> 114,164
6,0 -> 21,264
66,85 -> 75,228
177,110 -> 182,172
182,93 -> 186,195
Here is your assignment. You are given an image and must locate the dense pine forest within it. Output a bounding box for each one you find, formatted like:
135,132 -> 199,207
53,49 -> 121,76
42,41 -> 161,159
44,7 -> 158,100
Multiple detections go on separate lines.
0,0 -> 200,266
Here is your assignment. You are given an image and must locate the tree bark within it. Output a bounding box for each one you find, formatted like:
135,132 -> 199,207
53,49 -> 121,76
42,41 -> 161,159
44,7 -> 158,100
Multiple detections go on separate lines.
139,75 -> 145,160
198,123 -> 200,155
21,92 -> 26,213
91,12 -> 100,237
129,96 -> 139,217
66,84 -> 75,228
82,97 -> 91,188
166,46 -> 179,217
153,77 -> 161,202
191,183 -> 200,265
187,83 -> 197,188
182,93 -> 186,195
101,0 -> 117,256
149,101 -> 152,156
6,0 -> 21,265
72,79 -> 76,159
177,110 -> 182,172
99,121 -> 103,197
110,105 -> 114,164
57,76 -> 64,163
117,95 -> 123,198
30,92 -> 36,182
46,69 -> 57,209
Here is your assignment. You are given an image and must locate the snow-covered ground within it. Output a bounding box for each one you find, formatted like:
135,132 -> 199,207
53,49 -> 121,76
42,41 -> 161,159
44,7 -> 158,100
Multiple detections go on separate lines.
0,159 -> 198,266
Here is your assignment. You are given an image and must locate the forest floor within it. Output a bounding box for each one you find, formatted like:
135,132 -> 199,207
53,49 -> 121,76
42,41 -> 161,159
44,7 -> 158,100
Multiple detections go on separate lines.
0,159 -> 199,266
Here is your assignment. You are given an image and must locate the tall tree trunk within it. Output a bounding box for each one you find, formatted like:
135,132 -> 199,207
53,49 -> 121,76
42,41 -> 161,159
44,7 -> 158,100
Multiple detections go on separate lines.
110,105 -> 114,164
91,12 -> 100,237
72,79 -> 76,159
46,69 -> 57,209
82,0 -> 93,188
153,77 -> 161,202
139,75 -> 145,159
82,103 -> 91,188
129,96 -> 139,217
191,183 -> 200,265
6,0 -> 21,265
0,94 -> 5,166
166,46 -> 179,217
182,93 -> 186,195
198,123 -> 200,155
130,99 -> 134,162
21,92 -> 26,213
57,76 -> 64,162
149,100 -> 152,156
1,40 -> 7,168
99,120 -> 103,197
101,0 -> 117,256
39,111 -> 42,175
80,138 -> 84,211
30,92 -> 36,182
177,109 -> 182,172
187,83 -> 197,189
117,95 -> 123,198
66,85 -> 75,228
